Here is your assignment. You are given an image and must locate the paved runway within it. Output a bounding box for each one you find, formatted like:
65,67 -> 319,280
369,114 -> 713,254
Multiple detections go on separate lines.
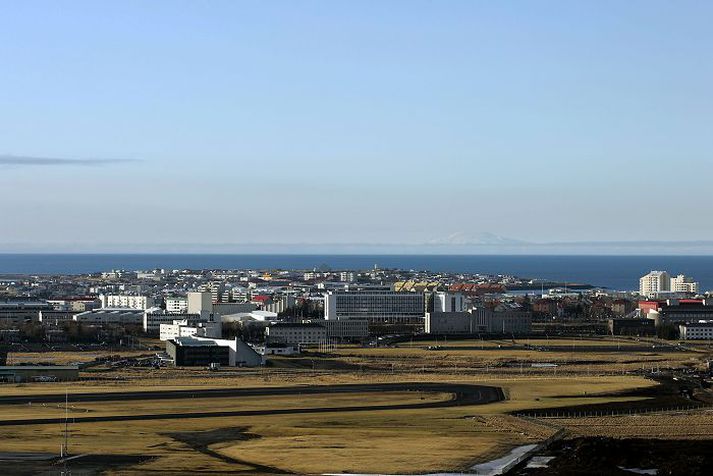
0,382 -> 504,427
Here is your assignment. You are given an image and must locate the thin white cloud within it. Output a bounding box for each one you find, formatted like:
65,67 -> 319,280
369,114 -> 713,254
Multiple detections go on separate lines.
0,154 -> 139,167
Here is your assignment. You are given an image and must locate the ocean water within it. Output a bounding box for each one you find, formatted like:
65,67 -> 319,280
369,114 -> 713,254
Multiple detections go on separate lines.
1,254 -> 713,292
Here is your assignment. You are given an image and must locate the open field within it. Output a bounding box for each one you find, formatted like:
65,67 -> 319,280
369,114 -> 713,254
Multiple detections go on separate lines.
397,336 -> 666,348
6,349 -> 155,365
2,339 -> 712,474
554,409 -> 713,439
0,373 -> 658,474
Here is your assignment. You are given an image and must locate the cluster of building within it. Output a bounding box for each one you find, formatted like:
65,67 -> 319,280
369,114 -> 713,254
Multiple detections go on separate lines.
1,263 -> 542,368
639,271 -> 699,298
10,265 -> 709,369
602,271 -> 711,339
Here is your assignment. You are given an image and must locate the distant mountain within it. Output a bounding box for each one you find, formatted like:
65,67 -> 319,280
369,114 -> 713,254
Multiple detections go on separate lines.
427,232 -> 527,246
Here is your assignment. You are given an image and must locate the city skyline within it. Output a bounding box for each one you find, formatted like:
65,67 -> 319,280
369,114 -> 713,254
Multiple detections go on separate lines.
2,1 -> 712,250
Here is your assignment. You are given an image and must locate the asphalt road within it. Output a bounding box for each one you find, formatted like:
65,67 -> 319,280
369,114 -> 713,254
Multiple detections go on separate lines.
0,382 -> 504,427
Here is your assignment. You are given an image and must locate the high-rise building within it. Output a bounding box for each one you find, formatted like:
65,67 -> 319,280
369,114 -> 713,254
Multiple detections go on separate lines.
639,271 -> 699,297
639,271 -> 670,296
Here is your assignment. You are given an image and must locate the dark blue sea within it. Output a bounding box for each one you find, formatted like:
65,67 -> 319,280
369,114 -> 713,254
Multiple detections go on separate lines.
1,254 -> 712,292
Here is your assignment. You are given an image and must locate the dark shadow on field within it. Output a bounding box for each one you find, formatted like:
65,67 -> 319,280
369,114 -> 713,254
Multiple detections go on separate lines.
515,376 -> 703,417
513,437 -> 713,476
163,426 -> 289,474
0,454 -> 154,476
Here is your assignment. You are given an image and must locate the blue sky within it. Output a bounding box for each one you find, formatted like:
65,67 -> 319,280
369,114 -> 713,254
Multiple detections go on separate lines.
1,1 -> 711,250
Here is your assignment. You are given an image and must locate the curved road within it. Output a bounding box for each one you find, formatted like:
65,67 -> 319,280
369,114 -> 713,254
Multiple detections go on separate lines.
0,382 -> 504,427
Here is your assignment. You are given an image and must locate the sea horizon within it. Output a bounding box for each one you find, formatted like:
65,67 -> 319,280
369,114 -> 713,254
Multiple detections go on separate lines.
2,253 -> 713,292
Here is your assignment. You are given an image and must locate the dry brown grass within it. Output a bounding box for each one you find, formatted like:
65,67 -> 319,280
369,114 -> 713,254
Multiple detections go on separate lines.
553,409 -> 713,439
0,372 -> 656,474
0,340 -> 704,474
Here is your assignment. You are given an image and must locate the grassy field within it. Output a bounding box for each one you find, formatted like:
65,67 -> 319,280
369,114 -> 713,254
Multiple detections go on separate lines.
396,336 -> 661,348
1,340 -> 710,474
0,373 -> 657,474
554,409 -> 713,439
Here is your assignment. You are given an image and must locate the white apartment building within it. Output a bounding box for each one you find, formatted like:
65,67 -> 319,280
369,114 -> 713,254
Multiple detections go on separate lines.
200,282 -> 225,303
339,271 -> 356,282
670,274 -> 699,294
639,271 -> 670,297
324,290 -> 425,323
165,297 -> 188,314
640,271 -> 699,297
100,294 -> 155,310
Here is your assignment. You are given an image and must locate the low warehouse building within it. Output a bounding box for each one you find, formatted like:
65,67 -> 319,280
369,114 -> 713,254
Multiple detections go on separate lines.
166,339 -> 230,367
425,312 -> 473,334
679,321 -> 713,340
265,322 -> 327,345
0,365 -> 79,383
608,318 -> 656,336
166,336 -> 263,367
322,319 -> 369,340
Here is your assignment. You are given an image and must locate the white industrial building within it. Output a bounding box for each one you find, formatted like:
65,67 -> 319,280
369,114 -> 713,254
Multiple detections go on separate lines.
265,322 -> 327,345
426,305 -> 531,335
425,312 -> 474,334
167,336 -> 263,367
321,319 -> 369,340
187,292 -> 213,320
100,294 -> 155,310
144,312 -> 202,334
679,321 -> 713,340
213,302 -> 258,317
472,304 -> 531,334
74,308 -> 149,325
221,310 -> 278,323
39,310 -> 80,324
251,343 -> 300,356
324,290 -> 425,323
432,292 -> 466,313
159,319 -> 222,341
